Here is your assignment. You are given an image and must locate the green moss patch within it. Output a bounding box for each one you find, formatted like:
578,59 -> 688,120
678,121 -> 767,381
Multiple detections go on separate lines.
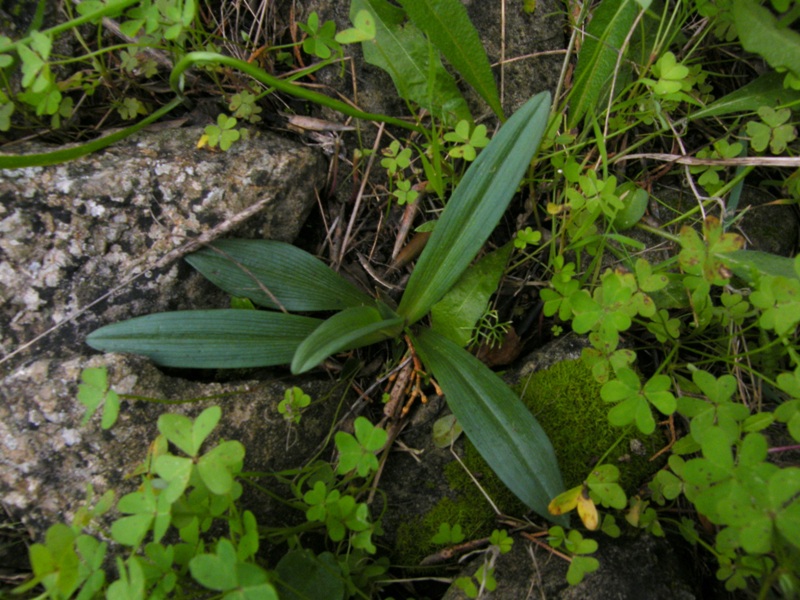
516,358 -> 665,491
393,358 -> 666,565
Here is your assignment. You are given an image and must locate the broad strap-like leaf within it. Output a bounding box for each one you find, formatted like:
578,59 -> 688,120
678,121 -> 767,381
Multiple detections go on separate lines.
412,327 -> 566,523
291,306 -> 405,374
398,0 -> 504,119
397,91 -> 551,324
352,0 -> 471,125
86,310 -> 322,368
567,0 -> 638,129
185,240 -> 373,312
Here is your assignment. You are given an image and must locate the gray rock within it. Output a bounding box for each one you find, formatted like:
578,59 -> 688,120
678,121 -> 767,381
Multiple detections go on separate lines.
0,127 -> 326,367
299,0 -> 564,122
461,0 -> 564,116
0,127 -> 329,540
0,353 -> 340,543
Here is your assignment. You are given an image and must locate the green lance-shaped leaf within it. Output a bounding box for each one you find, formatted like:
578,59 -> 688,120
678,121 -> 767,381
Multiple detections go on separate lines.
397,91 -> 551,324
397,0 -> 504,119
567,0 -> 638,129
186,240 -> 373,311
719,250 -> 800,286
291,306 -> 404,374
87,310 -> 322,369
412,327 -> 566,523
351,0 -> 471,125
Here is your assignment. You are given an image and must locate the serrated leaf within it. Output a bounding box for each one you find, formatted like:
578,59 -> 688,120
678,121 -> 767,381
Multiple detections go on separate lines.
186,240 -> 373,311
413,328 -> 566,523
291,306 -> 403,374
568,0 -> 639,128
397,0 -> 504,118
87,310 -> 322,369
430,243 -> 512,346
352,0 -> 470,125
734,0 -> 800,87
398,91 -> 551,324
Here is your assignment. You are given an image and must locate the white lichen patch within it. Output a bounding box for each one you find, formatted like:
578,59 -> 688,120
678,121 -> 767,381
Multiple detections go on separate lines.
61,429 -> 81,446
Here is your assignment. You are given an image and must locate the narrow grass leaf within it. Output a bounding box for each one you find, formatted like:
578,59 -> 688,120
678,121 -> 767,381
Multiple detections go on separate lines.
291,306 -> 404,374
397,91 -> 551,324
0,98 -> 182,168
691,72 -> 800,122
567,0 -> 638,129
186,240 -> 373,311
413,328 -> 566,522
397,0 -> 504,119
87,310 -> 322,369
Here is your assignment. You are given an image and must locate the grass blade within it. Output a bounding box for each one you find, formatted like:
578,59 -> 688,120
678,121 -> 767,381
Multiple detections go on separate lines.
398,0 -> 504,119
186,240 -> 373,312
690,72 -> 800,122
87,310 -> 322,368
413,327 -> 566,522
397,91 -> 551,324
567,0 -> 638,129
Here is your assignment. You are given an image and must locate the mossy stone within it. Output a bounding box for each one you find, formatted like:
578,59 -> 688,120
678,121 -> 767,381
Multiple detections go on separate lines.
393,358 -> 665,565
516,358 -> 665,491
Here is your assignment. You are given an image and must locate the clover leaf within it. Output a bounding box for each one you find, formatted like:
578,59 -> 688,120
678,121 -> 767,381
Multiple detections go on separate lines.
112,480 -> 172,546
334,417 -> 387,477
77,367 -> 120,429
445,120 -> 490,161
158,406 -> 220,457
278,386 -> 311,424
431,522 -> 465,545
601,367 -> 675,434
746,106 -> 796,154
189,539 -> 277,599
204,114 -> 241,151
